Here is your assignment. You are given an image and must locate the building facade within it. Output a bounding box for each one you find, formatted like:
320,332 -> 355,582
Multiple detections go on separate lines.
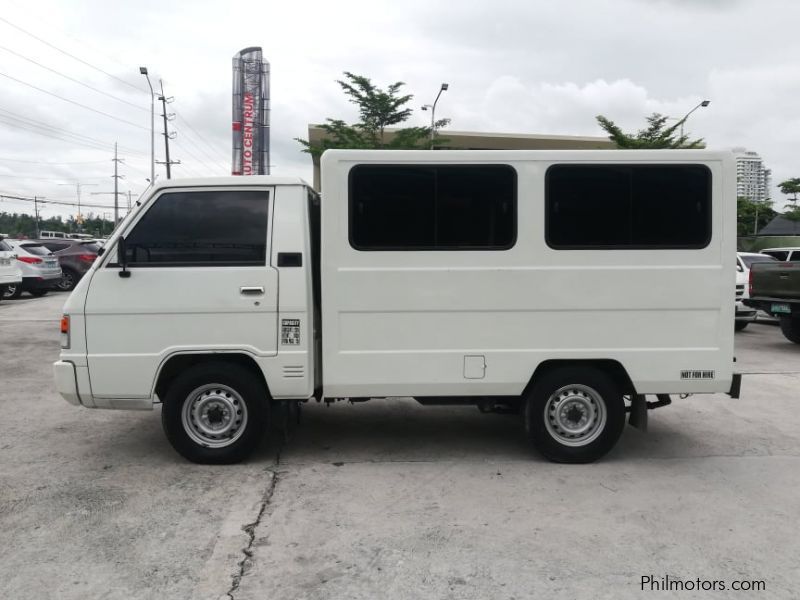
733,148 -> 771,202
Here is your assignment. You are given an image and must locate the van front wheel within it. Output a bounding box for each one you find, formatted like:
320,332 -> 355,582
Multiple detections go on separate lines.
161,362 -> 270,464
524,367 -> 625,463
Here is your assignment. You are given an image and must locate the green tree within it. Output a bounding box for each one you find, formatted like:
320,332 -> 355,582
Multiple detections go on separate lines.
596,113 -> 705,149
737,197 -> 776,236
296,72 -> 448,156
778,177 -> 800,205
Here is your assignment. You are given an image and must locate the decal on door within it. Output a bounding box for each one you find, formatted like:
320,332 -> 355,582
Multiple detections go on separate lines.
680,370 -> 715,380
281,319 -> 301,345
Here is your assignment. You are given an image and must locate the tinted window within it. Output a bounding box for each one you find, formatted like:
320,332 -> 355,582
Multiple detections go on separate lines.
741,255 -> 777,268
42,242 -> 70,252
790,252 -> 800,262
546,165 -> 711,249
350,165 -> 516,250
21,244 -> 52,256
79,242 -> 101,253
763,251 -> 788,261
125,190 -> 269,265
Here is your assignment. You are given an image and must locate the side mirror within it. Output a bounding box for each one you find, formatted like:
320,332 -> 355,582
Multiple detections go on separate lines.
117,237 -> 131,278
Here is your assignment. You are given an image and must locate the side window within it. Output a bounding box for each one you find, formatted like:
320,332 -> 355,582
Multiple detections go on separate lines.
546,164 -> 711,249
124,190 -> 269,266
789,252 -> 800,262
764,251 -> 788,261
349,165 -> 516,250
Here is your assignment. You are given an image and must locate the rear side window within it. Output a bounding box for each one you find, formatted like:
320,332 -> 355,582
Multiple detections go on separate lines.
763,251 -> 788,261
125,190 -> 269,266
349,165 -> 516,250
546,164 -> 711,249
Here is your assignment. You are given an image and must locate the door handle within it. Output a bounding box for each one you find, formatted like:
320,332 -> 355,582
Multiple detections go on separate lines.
240,286 -> 265,295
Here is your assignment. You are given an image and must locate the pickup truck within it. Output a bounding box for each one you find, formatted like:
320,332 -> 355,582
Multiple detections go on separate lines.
745,261 -> 800,343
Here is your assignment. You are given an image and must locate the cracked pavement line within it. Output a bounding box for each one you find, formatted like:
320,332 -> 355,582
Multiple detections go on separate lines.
226,468 -> 281,599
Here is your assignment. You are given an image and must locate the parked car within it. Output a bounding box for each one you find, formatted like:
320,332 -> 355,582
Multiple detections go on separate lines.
32,239 -> 100,291
760,247 -> 800,262
735,252 -> 778,330
0,237 -> 23,303
2,240 -> 62,299
745,258 -> 800,344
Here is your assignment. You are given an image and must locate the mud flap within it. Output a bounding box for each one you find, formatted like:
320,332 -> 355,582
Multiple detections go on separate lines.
628,394 -> 648,432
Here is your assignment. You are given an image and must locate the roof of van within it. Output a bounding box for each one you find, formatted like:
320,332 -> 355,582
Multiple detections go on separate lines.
150,176 -> 311,192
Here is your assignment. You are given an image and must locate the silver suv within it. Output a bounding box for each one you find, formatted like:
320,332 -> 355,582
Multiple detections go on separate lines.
2,240 -> 62,299
0,237 -> 23,302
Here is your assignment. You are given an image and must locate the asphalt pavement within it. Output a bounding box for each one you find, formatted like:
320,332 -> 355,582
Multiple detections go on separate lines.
1,293 -> 798,599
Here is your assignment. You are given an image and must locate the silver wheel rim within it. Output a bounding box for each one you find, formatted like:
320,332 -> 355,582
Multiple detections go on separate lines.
4,285 -> 16,298
181,384 -> 248,448
544,384 -> 607,447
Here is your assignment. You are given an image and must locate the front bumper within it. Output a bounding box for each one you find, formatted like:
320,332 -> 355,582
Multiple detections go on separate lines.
53,360 -> 81,406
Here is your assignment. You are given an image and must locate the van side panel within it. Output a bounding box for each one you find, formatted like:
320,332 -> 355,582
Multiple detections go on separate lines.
320,150 -> 735,398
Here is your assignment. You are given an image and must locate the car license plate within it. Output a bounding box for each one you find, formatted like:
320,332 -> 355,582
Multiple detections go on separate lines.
772,303 -> 792,314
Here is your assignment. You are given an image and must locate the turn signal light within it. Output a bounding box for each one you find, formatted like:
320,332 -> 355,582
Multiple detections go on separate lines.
60,315 -> 70,349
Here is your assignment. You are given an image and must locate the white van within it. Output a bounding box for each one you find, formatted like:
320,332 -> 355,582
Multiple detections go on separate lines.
54,150 -> 739,464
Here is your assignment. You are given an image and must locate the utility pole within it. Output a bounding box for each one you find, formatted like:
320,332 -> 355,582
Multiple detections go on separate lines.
58,182 -> 98,232
157,80 -> 180,179
111,142 -> 125,226
126,190 -> 132,211
33,196 -> 41,238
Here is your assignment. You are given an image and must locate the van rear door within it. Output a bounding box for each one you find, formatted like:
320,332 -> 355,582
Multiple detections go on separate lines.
84,187 -> 278,399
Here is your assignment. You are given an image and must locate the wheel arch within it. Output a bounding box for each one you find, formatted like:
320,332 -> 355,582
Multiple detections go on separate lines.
154,352 -> 271,402
523,359 -> 637,397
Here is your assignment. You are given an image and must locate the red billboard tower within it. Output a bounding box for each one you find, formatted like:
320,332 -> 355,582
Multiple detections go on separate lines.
232,47 -> 270,175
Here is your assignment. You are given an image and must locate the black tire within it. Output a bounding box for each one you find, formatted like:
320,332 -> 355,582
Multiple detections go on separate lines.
161,362 -> 270,464
3,284 -> 21,299
779,315 -> 800,344
735,321 -> 749,332
29,289 -> 49,297
524,367 -> 625,463
58,268 -> 79,291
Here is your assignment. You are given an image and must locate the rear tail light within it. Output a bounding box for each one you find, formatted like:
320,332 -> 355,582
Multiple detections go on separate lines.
77,253 -> 96,263
17,256 -> 42,264
748,267 -> 754,297
60,315 -> 70,349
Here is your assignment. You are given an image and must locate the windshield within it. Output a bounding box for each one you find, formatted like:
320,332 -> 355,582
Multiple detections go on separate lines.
742,255 -> 778,268
20,244 -> 53,257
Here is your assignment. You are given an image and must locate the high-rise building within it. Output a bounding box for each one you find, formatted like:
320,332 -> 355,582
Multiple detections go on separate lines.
733,148 -> 770,201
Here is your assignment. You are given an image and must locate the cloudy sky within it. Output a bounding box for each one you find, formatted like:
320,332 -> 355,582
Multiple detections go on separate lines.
0,0 -> 798,221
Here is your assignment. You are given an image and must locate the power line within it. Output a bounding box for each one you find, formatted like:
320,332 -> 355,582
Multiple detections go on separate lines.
0,192 -> 119,210
0,106 -> 148,155
0,44 -> 149,113
175,112 -> 229,165
0,157 -> 108,165
0,70 -> 148,131
0,15 -> 145,94
0,174 -> 110,182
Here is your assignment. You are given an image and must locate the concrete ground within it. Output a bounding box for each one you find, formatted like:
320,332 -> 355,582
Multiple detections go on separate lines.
1,293 -> 798,599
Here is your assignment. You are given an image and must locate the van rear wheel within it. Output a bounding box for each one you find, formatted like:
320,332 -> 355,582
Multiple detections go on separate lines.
161,362 -> 270,464
524,367 -> 625,463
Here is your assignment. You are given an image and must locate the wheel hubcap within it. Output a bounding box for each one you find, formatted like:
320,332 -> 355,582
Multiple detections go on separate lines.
60,273 -> 74,289
544,384 -> 607,447
4,285 -> 15,297
181,384 -> 248,448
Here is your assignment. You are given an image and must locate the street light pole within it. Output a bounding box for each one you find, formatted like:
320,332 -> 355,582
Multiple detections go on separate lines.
677,99 -> 710,138
139,67 -> 155,186
421,83 -> 449,149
